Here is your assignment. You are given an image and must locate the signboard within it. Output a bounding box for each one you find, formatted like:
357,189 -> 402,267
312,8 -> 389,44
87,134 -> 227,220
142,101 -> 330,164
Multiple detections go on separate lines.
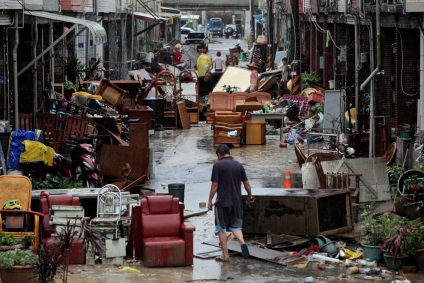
405,0 -> 424,12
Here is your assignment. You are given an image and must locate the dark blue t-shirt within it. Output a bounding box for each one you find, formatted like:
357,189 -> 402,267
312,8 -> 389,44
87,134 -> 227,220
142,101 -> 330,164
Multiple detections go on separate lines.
211,156 -> 248,208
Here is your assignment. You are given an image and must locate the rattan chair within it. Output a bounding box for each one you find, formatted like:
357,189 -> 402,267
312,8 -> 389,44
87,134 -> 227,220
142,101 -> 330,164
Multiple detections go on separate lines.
294,144 -> 307,168
306,152 -> 341,163
384,142 -> 397,165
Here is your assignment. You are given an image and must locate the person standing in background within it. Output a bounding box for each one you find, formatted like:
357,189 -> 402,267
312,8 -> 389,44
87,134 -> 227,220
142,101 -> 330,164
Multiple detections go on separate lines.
213,51 -> 225,72
87,57 -> 104,81
196,49 -> 212,77
247,62 -> 259,92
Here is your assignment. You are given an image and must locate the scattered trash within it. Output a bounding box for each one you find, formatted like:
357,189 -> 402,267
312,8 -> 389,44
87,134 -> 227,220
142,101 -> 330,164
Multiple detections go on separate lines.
356,259 -> 377,267
118,266 -> 141,273
304,276 -> 314,283
311,253 -> 341,263
346,266 -> 360,275
317,261 -> 326,270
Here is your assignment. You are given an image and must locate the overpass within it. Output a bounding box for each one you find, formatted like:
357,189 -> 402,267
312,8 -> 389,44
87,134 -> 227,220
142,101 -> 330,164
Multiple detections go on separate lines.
162,0 -> 259,10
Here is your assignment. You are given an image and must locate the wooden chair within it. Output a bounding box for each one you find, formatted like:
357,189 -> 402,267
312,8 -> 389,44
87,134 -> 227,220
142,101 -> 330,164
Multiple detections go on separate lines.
155,70 -> 177,129
294,144 -> 307,168
306,152 -> 341,163
57,115 -> 88,152
18,113 -> 33,131
213,112 -> 244,148
312,157 -> 362,202
36,112 -> 59,151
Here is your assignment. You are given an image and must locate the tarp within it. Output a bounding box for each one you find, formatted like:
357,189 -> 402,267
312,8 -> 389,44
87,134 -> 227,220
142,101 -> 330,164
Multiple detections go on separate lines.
20,140 -> 55,166
253,14 -> 264,25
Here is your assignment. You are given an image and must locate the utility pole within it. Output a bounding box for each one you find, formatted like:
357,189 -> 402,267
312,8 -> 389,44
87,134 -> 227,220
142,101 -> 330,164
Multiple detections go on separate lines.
267,0 -> 274,57
290,0 -> 300,61
250,0 -> 255,47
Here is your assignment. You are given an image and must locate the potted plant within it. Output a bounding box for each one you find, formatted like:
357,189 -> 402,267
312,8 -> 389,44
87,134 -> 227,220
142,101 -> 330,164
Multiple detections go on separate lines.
387,164 -> 405,198
0,249 -> 38,283
360,205 -> 391,262
0,232 -> 34,250
407,224 -> 424,271
400,124 -> 412,139
395,173 -> 424,220
66,55 -> 85,84
380,216 -> 416,270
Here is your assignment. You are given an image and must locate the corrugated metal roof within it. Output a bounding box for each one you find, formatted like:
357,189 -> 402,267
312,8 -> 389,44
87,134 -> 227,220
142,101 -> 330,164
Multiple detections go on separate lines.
24,11 -> 107,44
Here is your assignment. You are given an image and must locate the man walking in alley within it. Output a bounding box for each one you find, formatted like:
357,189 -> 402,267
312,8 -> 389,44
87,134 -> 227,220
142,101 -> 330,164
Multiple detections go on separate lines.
208,144 -> 254,262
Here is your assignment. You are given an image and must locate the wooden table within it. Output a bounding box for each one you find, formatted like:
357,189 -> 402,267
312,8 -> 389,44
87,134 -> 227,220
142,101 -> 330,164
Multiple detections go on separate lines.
250,113 -> 285,141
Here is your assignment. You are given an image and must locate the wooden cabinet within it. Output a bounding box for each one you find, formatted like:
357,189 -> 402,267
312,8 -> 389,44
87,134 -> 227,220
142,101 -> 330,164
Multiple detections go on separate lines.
243,189 -> 353,236
244,121 -> 266,145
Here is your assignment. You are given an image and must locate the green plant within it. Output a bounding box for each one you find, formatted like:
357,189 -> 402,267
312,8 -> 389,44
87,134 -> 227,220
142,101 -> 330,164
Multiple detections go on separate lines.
361,205 -> 391,246
301,72 -> 321,90
402,123 -> 411,131
0,249 -> 38,269
63,81 -> 78,92
407,225 -> 424,253
387,164 -> 405,184
34,245 -> 60,283
66,55 -> 85,83
0,232 -> 20,246
139,36 -> 156,52
32,174 -> 83,191
379,216 -> 419,261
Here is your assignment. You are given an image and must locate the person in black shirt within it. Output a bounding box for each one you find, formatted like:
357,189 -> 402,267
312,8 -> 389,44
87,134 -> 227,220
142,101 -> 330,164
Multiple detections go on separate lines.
208,144 -> 254,262
198,71 -> 215,97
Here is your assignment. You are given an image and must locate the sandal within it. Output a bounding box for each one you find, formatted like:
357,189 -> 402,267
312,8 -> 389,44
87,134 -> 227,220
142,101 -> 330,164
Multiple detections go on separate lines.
241,243 -> 250,259
215,256 -> 230,262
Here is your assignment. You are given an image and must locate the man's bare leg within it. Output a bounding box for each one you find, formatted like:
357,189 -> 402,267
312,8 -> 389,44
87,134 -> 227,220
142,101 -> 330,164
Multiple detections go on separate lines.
231,230 -> 245,244
218,231 -> 230,259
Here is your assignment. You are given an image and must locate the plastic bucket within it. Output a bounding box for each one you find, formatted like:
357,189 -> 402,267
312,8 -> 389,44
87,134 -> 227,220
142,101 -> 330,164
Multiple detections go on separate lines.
362,244 -> 383,263
168,183 -> 185,203
321,242 -> 338,256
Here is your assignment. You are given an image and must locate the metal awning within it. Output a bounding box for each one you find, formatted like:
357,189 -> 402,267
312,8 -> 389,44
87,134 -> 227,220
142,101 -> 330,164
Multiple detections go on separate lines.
24,11 -> 107,44
156,12 -> 181,21
133,12 -> 160,22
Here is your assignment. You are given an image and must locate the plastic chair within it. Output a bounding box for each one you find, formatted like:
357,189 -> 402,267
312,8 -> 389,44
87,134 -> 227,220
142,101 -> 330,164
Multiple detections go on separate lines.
36,112 -> 59,151
0,176 -> 43,251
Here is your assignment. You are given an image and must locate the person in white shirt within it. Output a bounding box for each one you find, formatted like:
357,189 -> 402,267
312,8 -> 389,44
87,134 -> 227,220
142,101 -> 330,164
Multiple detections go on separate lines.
213,51 -> 225,72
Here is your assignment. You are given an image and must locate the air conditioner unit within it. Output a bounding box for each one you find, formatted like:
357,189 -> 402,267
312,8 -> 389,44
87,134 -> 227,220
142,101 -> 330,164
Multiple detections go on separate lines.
97,0 -> 116,13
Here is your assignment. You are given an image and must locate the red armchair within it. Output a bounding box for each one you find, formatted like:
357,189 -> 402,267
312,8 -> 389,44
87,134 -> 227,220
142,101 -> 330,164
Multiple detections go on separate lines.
39,191 -> 80,238
137,195 -> 195,267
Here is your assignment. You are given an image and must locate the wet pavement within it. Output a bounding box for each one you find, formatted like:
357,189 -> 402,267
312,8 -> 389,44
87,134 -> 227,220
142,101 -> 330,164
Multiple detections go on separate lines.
64,123 -> 424,282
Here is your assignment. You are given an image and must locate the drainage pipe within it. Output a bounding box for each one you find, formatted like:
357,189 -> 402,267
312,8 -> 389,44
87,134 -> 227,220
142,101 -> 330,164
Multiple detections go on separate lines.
360,0 -> 381,157
12,12 -> 19,130
354,16 -> 359,131
420,14 -> 424,134
32,19 -> 38,119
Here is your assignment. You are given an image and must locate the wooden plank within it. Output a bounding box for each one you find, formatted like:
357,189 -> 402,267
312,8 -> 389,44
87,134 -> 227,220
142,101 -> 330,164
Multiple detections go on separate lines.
177,101 -> 191,129
203,238 -> 293,266
99,144 -> 149,180
129,123 -> 149,148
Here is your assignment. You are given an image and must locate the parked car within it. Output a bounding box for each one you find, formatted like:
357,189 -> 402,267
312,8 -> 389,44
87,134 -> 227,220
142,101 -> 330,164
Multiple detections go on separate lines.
224,24 -> 242,39
180,27 -> 195,44
185,31 -> 209,52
